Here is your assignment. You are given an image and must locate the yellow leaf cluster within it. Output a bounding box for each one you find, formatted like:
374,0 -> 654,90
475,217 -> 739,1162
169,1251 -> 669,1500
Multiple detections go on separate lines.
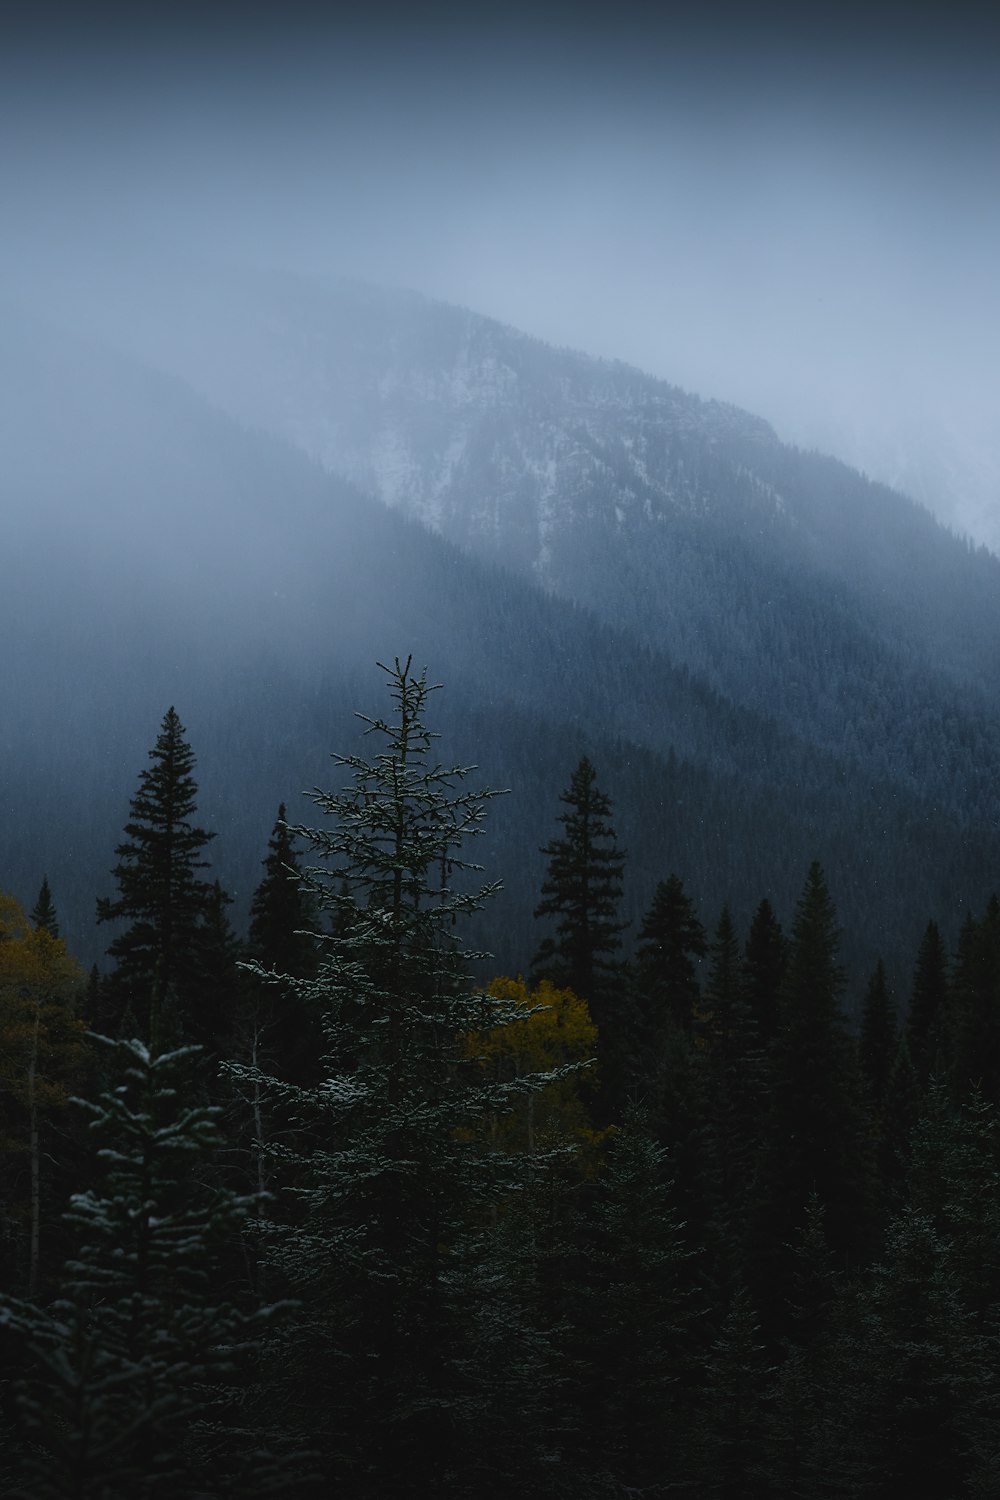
465,975 -> 603,1157
0,891 -> 89,1117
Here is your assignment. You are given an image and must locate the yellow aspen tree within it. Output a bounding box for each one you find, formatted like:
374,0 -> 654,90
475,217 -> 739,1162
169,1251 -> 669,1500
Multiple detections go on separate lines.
0,893 -> 88,1294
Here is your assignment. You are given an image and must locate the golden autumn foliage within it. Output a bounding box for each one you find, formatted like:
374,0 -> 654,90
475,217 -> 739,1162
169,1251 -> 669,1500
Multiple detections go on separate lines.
466,975 -> 604,1157
0,891 -> 89,1289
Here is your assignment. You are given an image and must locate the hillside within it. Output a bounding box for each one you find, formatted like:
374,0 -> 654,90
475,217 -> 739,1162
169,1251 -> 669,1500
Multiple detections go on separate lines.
2,283 -> 999,999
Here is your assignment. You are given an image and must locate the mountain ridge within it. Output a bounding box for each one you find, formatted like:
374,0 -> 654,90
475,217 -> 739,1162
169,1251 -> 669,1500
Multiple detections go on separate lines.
3,274 -> 998,998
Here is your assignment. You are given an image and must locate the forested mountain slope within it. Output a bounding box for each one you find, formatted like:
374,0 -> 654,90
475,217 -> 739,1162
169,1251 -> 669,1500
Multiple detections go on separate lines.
67,263 -> 1000,822
2,293 -> 998,997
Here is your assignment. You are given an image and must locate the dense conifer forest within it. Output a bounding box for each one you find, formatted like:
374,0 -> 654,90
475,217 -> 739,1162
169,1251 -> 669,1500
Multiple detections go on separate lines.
3,660 -> 999,1497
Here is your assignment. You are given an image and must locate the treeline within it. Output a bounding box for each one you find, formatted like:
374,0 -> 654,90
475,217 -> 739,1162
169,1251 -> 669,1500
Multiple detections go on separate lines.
2,663 -> 1000,1497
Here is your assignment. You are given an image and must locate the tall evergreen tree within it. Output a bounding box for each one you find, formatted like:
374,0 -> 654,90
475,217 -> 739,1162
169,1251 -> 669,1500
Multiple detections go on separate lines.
244,804 -> 321,1082
569,1117 -> 697,1494
228,658 -> 573,1496
703,907 -> 768,1281
750,863 -> 874,1330
636,873 -> 707,1036
96,707 -> 216,1042
0,1039 -> 290,1498
29,878 -> 58,939
532,756 -> 626,1032
248,804 -> 318,980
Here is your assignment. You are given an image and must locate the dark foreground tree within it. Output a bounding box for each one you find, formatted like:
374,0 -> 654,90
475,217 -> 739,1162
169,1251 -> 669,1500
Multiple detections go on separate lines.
0,1038 -> 293,1499
227,658 -> 574,1497
750,863 -> 875,1329
96,708 -> 217,1042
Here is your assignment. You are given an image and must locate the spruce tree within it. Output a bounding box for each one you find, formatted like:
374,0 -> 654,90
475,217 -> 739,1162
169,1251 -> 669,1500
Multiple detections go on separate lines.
532,755 -> 626,1033
750,863 -> 874,1330
96,708 -> 216,1042
228,658 -> 573,1495
0,1039 -> 289,1498
569,1117 -> 696,1494
636,873 -> 707,1036
29,877 -> 58,938
245,805 -> 321,1082
702,907 -> 768,1282
248,804 -> 318,980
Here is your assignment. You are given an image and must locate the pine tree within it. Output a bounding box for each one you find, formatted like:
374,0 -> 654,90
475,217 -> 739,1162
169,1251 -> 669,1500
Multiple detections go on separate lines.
750,863 -> 874,1331
29,877 -> 58,938
569,1117 -> 697,1494
248,804 -> 318,980
245,805 -> 321,1082
0,1038 -> 291,1498
532,756 -> 626,1035
96,707 -> 216,1042
696,1285 -> 771,1499
228,658 -> 575,1495
636,872 -> 707,1037
702,907 -> 768,1282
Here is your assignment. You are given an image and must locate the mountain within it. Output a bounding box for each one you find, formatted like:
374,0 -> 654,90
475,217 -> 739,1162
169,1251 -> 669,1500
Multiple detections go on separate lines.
75,263 -> 1000,824
3,271 -> 1000,1003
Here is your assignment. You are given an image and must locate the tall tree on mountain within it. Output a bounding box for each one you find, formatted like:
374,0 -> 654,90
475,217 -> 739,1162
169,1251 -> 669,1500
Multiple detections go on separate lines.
244,804 -> 321,1082
248,805 -> 318,980
636,873 -> 707,1037
702,907 -> 768,1280
532,756 -> 626,1040
750,863 -> 875,1331
228,658 -> 571,1494
29,879 -> 58,940
96,708 -> 216,1044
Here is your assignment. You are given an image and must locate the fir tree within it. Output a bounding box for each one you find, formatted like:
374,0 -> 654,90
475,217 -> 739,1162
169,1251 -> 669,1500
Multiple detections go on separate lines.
245,805 -> 321,1082
228,658 -> 575,1495
96,708 -> 216,1042
29,877 -> 58,938
248,804 -> 318,980
750,863 -> 874,1330
702,907 -> 768,1282
695,1285 -> 771,1500
0,1038 -> 291,1498
636,872 -> 707,1036
569,1117 -> 697,1494
532,755 -> 626,1035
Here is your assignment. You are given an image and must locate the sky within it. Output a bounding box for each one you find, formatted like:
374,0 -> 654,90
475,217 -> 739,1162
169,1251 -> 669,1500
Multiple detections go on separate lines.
4,1 -> 999,547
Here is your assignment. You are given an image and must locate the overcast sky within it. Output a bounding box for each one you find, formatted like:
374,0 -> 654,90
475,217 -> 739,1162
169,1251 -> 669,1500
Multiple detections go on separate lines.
4,1 -> 999,546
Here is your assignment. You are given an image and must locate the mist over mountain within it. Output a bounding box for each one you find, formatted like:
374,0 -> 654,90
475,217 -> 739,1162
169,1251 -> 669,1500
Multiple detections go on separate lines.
3,268 -> 999,1004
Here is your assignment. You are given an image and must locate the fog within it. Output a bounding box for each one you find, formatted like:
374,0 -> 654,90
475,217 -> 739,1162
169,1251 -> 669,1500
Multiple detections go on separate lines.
3,2 -> 999,548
